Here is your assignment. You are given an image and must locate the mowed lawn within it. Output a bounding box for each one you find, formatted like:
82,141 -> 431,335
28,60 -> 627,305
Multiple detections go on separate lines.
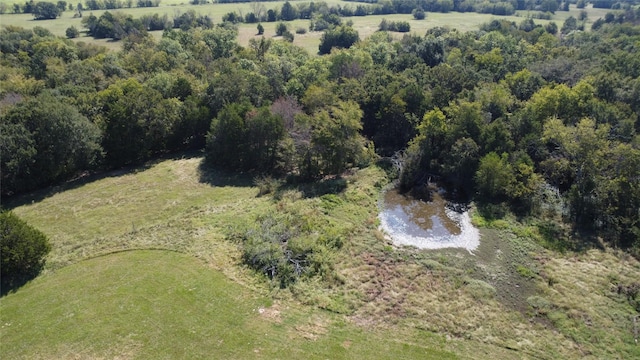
0,250 -> 456,359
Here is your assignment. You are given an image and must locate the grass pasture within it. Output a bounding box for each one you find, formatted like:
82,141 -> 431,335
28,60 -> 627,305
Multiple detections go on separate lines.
1,3 -> 610,54
0,250 -> 458,359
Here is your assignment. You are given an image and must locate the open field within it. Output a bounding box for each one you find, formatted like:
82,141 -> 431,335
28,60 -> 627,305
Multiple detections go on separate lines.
3,155 -> 639,359
0,250 -> 458,359
1,2 -> 611,54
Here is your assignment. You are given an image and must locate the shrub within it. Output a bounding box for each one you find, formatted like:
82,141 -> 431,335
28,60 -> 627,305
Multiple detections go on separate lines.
1,211 -> 51,290
240,212 -> 342,288
276,22 -> 287,36
464,278 -> 496,300
295,27 -> 306,34
254,175 -> 281,196
412,7 -> 426,20
66,25 -> 79,38
282,30 -> 294,42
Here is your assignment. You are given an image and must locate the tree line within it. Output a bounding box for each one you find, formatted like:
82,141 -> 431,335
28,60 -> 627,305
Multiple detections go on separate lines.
1,7 -> 639,256
6,0 -> 161,15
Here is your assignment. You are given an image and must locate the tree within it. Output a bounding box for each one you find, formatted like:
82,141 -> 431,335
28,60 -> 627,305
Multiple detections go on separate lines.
206,102 -> 285,172
206,102 -> 248,170
0,211 -> 51,291
276,22 -> 288,36
257,23 -> 264,35
475,152 -> 515,201
540,0 -> 558,13
280,1 -> 297,21
318,26 -> 359,55
442,137 -> 480,193
412,7 -> 426,20
56,1 -> 67,12
32,1 -> 61,19
1,93 -> 101,196
66,25 -> 80,38
561,16 -> 578,34
399,108 -> 448,190
267,9 -> 277,22
282,30 -> 294,42
96,79 -> 181,166
306,101 -> 370,177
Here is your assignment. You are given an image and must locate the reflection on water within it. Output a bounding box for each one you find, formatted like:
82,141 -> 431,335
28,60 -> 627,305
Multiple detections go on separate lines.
379,188 -> 480,251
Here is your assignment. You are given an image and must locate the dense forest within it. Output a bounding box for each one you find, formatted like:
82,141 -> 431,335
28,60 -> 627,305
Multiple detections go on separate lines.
1,4 -> 639,261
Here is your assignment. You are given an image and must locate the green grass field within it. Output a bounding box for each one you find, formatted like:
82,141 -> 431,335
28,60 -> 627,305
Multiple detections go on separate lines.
0,250 -> 458,359
0,2 -> 610,54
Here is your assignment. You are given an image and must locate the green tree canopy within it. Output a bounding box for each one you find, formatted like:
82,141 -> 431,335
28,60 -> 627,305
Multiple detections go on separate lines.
1,93 -> 101,195
318,26 -> 359,55
32,1 -> 61,19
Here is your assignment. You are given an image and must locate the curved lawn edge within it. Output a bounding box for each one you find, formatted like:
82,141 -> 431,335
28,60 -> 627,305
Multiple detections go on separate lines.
0,249 -> 457,360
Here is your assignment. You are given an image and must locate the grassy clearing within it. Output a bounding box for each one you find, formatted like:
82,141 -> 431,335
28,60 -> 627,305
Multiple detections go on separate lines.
4,155 -> 639,359
0,250 -> 457,359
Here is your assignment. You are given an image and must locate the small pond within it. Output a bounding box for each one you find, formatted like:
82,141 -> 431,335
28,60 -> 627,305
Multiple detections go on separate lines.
378,188 -> 480,252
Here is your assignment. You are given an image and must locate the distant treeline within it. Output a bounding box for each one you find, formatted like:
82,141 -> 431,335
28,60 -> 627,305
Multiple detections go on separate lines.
8,0 -> 160,14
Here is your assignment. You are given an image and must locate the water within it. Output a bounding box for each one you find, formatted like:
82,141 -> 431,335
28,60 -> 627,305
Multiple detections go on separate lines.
378,188 -> 480,252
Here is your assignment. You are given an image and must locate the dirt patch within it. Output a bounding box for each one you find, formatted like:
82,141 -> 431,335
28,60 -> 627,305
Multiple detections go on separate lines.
258,303 -> 282,323
471,229 -> 540,314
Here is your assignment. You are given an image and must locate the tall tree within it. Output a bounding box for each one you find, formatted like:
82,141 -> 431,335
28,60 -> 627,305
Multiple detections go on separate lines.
1,93 -> 101,195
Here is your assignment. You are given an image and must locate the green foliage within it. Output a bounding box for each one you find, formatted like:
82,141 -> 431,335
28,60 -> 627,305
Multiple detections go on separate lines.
561,16 -> 578,34
1,6 -> 639,255
1,93 -> 101,195
206,102 -> 285,173
0,211 -> 51,290
318,25 -> 359,55
475,152 -> 515,201
280,1 -> 297,21
276,22 -> 288,36
82,11 -> 146,40
379,19 -> 411,32
65,25 -> 79,38
304,100 -> 372,178
240,210 -> 342,288
96,78 -> 182,166
516,265 -> 537,279
32,1 -> 61,20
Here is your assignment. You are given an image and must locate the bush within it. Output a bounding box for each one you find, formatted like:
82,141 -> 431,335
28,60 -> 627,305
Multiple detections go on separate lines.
295,27 -> 306,34
282,30 -> 294,42
240,212 -> 340,288
276,22 -> 287,36
412,7 -> 426,20
66,25 -> 79,38
1,211 -> 51,290
464,278 -> 496,301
